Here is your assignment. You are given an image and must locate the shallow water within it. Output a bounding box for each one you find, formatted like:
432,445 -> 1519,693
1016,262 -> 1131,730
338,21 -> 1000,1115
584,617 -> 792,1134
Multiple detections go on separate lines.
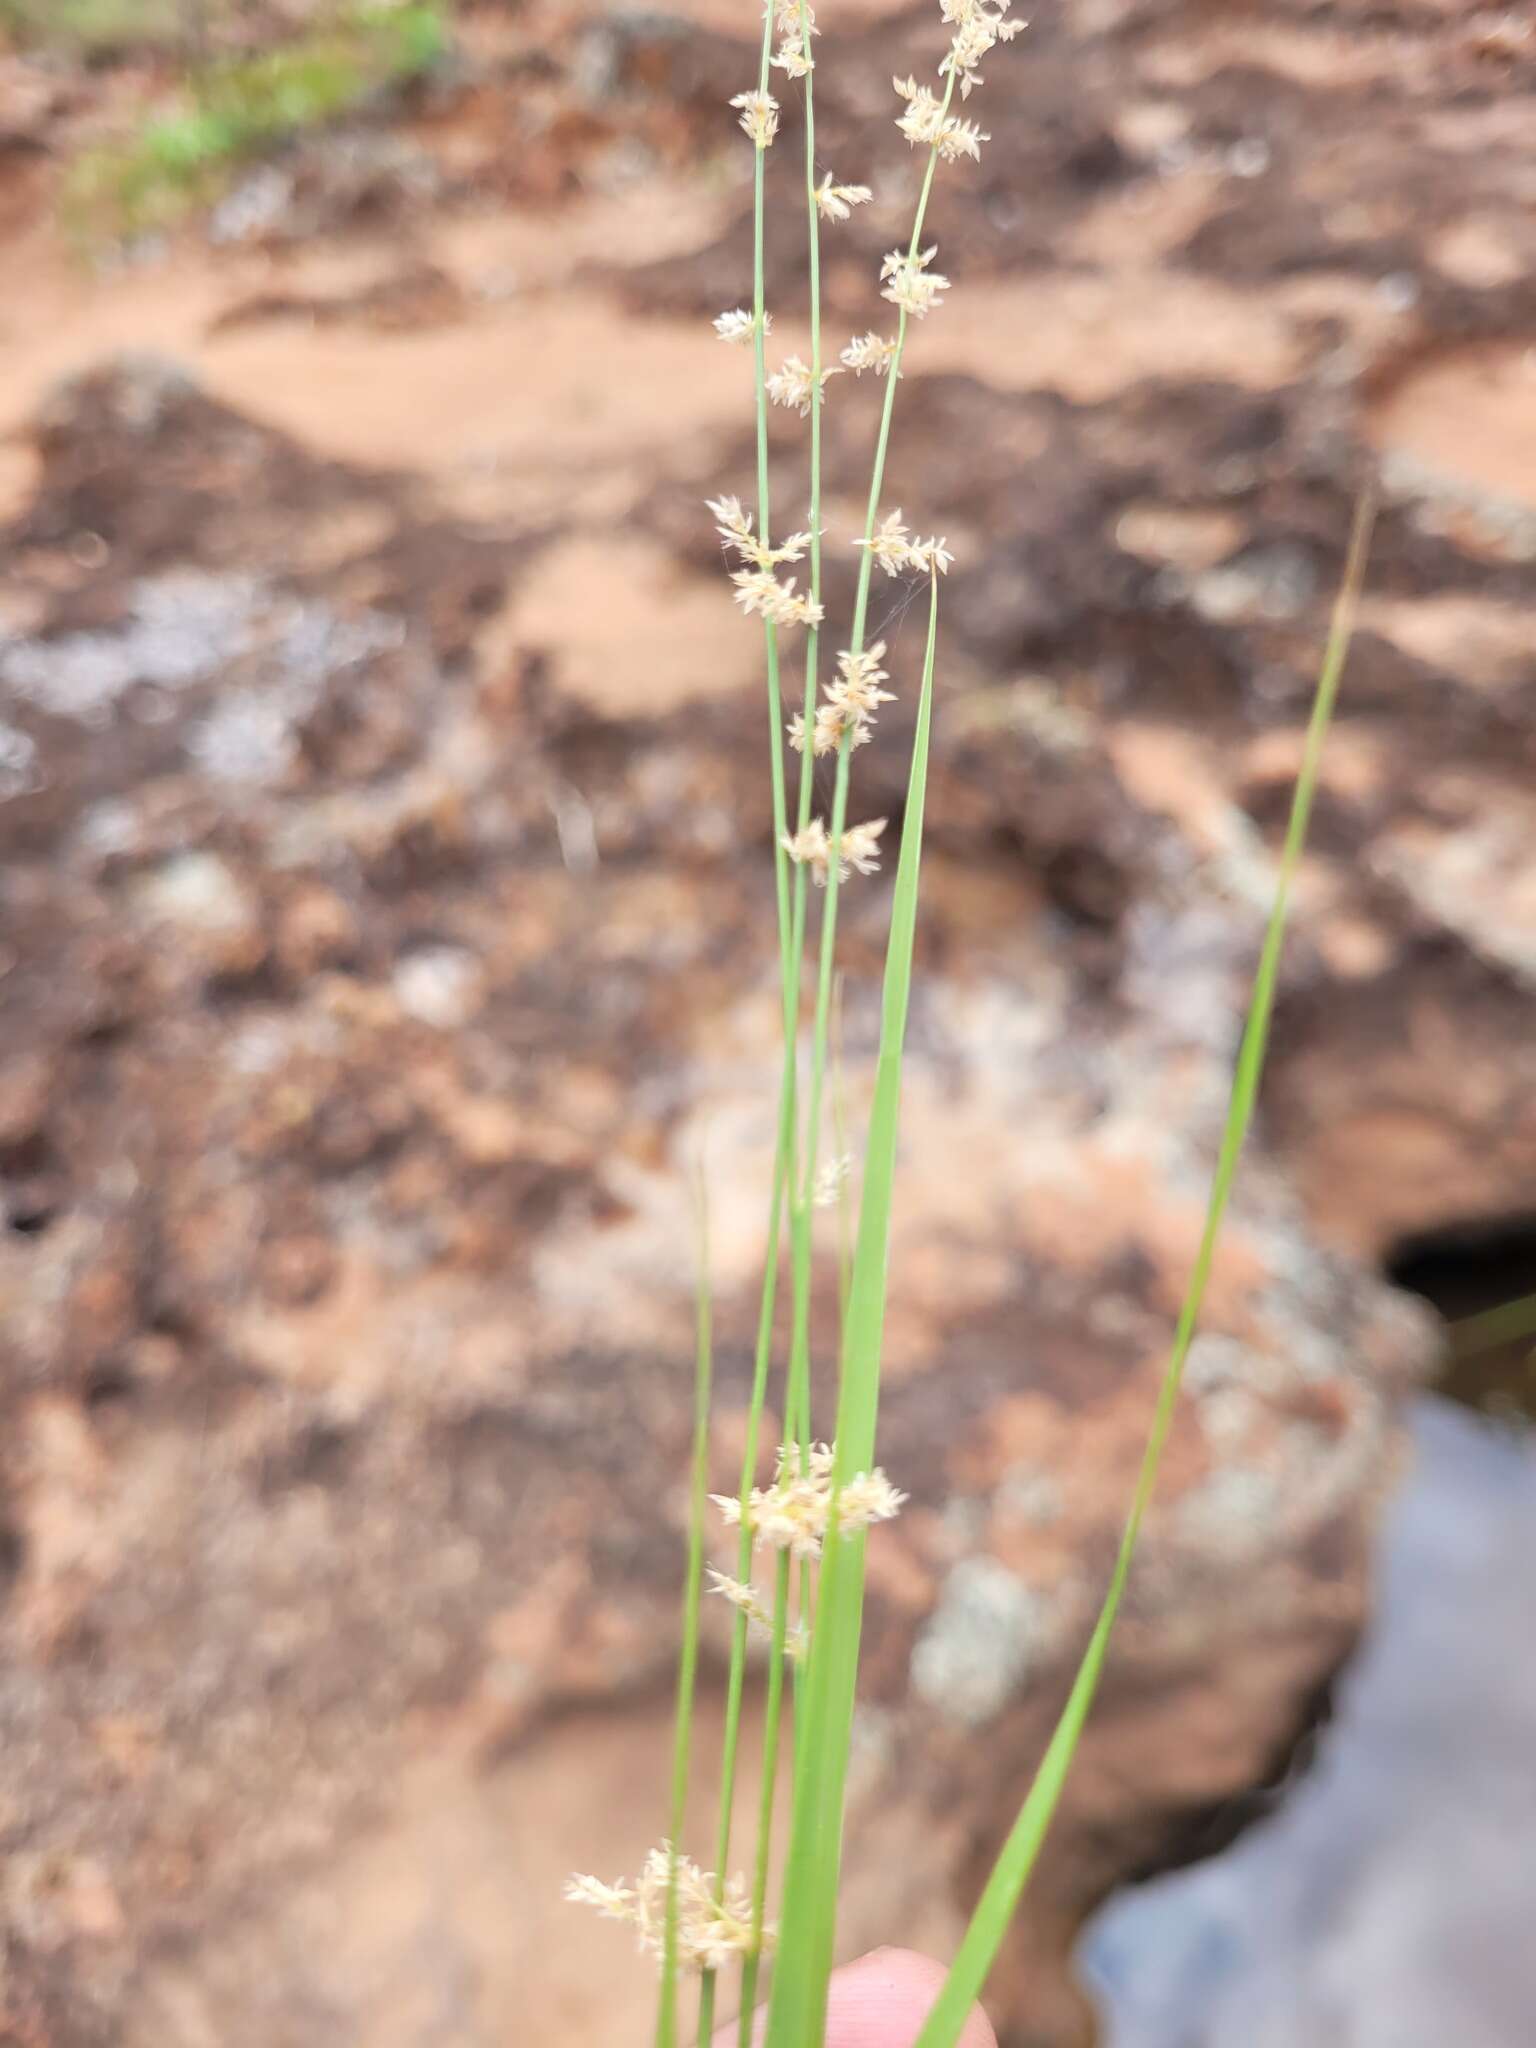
1083,1397 -> 1536,2048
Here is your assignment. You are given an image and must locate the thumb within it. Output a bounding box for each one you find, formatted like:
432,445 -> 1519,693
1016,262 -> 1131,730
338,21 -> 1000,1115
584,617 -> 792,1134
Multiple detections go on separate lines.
715,1946 -> 997,2048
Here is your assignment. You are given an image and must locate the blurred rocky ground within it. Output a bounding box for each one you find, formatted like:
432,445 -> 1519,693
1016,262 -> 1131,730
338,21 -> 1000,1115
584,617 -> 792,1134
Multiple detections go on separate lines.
0,2 -> 1534,2043
1086,1398 -> 1536,2048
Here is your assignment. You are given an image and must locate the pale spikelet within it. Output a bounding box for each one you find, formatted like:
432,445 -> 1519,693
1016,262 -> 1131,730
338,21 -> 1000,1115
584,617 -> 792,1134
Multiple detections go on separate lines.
853,508 -> 914,579
820,701 -> 873,755
766,354 -> 841,417
716,1442 -> 904,1555
907,535 -> 955,575
707,1567 -> 775,1633
780,819 -> 832,883
939,0 -> 1023,95
813,1152 -> 852,1207
771,529 -> 814,563
775,0 -> 816,37
814,175 -> 874,222
754,1473 -> 832,1552
789,706 -> 870,757
706,493 -> 754,550
937,117 -> 989,162
772,39 -> 813,76
569,1847 -> 771,1974
836,1468 -> 908,1528
840,332 -> 899,376
829,640 -> 895,716
838,817 -> 887,878
731,90 -> 780,148
564,1874 -> 637,1919
713,307 -> 767,345
731,567 -> 825,628
881,247 -> 950,318
708,496 -> 813,569
893,75 -> 950,149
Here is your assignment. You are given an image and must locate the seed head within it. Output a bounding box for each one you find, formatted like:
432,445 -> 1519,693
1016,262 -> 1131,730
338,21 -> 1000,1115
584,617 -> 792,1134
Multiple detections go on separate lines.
829,640 -> 895,716
893,77 -> 951,149
779,819 -> 832,881
838,817 -> 887,878
568,1847 -> 771,1974
814,175 -> 874,222
907,535 -> 955,576
766,355 -> 841,417
937,117 -> 989,162
881,248 -> 951,318
939,0 -> 1026,96
731,90 -> 780,149
731,567 -> 824,628
714,1442 -> 906,1553
775,0 -> 817,36
564,1874 -> 637,1920
708,496 -> 813,570
772,40 -> 813,76
706,1567 -> 776,1635
837,1468 -> 908,1527
840,332 -> 900,377
854,508 -> 914,578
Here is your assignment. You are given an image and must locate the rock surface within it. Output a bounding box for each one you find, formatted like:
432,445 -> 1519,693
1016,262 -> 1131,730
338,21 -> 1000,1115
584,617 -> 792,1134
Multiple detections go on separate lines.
1085,1398 -> 1536,2048
0,3 -> 1533,2044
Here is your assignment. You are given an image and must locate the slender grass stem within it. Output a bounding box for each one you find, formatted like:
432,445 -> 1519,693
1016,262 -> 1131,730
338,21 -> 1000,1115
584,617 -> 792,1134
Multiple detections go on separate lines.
847,74 -> 954,657
909,493 -> 1378,2048
764,573 -> 944,2048
734,20 -> 830,2031
782,0 -> 827,1468
831,982 -> 853,1330
788,79 -> 957,1453
737,1551 -> 794,2045
657,1170 -> 718,2048
704,2 -> 807,2004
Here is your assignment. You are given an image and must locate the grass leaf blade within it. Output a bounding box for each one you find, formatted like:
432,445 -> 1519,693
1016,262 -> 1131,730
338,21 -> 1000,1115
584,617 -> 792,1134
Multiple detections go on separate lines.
910,492 -> 1377,2048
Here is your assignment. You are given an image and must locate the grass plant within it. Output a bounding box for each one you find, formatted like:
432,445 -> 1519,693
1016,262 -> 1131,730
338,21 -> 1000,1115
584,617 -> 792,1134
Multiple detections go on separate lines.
567,5 -> 1374,2043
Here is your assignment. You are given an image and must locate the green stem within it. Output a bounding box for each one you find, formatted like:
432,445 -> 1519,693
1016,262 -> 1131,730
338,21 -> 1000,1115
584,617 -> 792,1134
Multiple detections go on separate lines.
764,574 -> 943,2048
788,80 -> 958,1425
909,494 -> 1378,2048
782,0 -> 826,1469
703,0 -> 804,2000
847,75 -> 954,657
737,1552 -> 794,2045
657,1170 -> 717,2048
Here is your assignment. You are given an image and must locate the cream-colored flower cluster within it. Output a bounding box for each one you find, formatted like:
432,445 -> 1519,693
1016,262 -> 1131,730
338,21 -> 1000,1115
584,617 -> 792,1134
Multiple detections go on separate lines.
840,332 -> 899,377
939,0 -> 1027,99
781,816 -> 887,886
707,1568 -> 811,1662
713,1442 -> 907,1557
708,495 -> 824,627
767,354 -> 841,416
893,73 -> 991,158
713,307 -> 771,346
815,175 -> 873,222
771,0 -> 816,78
565,1847 -> 771,1974
853,510 -> 954,579
880,244 -> 950,319
788,639 -> 893,759
731,89 -> 780,148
